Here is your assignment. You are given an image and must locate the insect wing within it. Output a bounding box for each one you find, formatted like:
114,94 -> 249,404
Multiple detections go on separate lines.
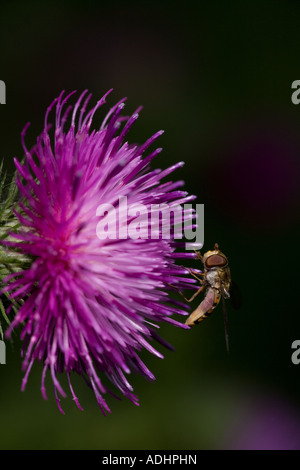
221,291 -> 229,353
229,281 -> 242,310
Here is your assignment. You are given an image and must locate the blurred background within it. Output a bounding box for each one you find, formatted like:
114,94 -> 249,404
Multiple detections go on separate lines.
1,0 -> 300,450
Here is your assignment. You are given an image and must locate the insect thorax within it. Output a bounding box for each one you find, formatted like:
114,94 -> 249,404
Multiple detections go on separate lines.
206,269 -> 221,288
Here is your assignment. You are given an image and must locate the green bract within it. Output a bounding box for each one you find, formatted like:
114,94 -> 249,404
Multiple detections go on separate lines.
0,161 -> 29,338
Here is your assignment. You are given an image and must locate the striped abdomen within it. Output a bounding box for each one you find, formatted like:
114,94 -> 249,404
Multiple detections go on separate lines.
185,288 -> 221,326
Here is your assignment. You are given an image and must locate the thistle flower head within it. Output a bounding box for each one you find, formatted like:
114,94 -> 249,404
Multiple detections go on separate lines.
3,90 -> 196,413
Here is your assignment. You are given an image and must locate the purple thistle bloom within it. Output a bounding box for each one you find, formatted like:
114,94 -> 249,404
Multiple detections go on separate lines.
3,90 -> 196,414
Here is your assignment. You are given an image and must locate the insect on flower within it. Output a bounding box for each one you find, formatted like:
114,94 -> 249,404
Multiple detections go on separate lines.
177,243 -> 240,352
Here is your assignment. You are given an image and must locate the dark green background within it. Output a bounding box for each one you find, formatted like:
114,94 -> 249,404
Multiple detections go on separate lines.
1,0 -> 300,450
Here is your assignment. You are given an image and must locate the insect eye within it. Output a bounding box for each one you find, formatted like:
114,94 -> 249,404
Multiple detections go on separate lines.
205,254 -> 227,268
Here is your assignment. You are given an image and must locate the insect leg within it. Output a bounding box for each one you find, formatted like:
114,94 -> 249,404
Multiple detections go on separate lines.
166,282 -> 205,302
177,284 -> 206,303
188,271 -> 204,284
189,269 -> 205,283
194,249 -> 203,262
180,265 -> 204,283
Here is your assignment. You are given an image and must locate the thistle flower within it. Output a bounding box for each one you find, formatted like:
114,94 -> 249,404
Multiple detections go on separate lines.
3,90 -> 196,414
